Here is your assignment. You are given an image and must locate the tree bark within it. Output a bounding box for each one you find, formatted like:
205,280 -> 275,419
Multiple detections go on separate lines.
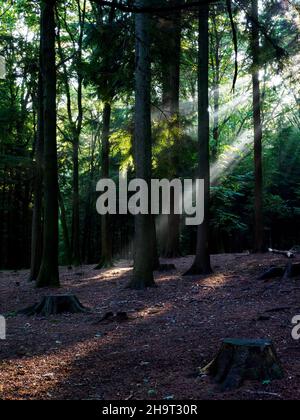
163,190 -> 181,258
184,2 -> 212,276
71,1 -> 85,266
211,5 -> 220,161
72,136 -> 81,266
29,70 -> 44,282
36,0 -> 60,288
151,215 -> 160,270
95,102 -> 114,269
160,1 -> 182,258
82,131 -> 97,263
58,188 -> 72,267
56,0 -> 86,266
251,0 -> 264,253
128,0 -> 156,289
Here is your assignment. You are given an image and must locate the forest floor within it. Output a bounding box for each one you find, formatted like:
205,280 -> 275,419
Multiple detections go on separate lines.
0,254 -> 300,400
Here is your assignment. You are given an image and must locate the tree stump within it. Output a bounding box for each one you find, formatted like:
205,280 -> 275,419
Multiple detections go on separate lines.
201,339 -> 284,391
18,295 -> 88,316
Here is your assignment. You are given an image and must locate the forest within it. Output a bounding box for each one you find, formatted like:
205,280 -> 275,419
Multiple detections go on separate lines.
0,0 -> 300,402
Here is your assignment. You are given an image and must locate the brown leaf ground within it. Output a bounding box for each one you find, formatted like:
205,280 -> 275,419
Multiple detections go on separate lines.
0,254 -> 300,400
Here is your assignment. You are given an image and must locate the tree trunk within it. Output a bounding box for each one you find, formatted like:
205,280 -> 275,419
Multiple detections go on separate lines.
58,188 -> 72,268
160,2 -> 182,258
29,71 -> 44,282
160,4 -> 181,118
95,102 -> 114,270
72,136 -> 81,266
56,0 -> 86,267
151,215 -> 160,270
82,195 -> 93,264
36,0 -> 60,288
163,190 -> 181,258
128,0 -> 156,289
82,132 -> 97,264
184,2 -> 212,276
211,6 -> 220,161
251,0 -> 264,253
212,81 -> 220,160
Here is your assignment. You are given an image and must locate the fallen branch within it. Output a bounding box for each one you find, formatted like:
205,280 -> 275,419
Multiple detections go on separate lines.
246,390 -> 282,398
265,306 -> 291,313
268,248 -> 295,259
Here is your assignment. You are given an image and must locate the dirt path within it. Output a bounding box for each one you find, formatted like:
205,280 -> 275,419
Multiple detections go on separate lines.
0,254 -> 300,400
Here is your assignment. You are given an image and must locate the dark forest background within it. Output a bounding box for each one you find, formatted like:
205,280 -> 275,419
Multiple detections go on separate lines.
0,0 -> 299,276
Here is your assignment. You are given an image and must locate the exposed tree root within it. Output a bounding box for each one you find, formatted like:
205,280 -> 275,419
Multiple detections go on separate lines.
18,295 -> 89,316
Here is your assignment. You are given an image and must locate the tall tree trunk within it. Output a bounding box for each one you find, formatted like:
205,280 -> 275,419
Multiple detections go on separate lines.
82,131 -> 97,264
160,6 -> 181,118
36,0 -> 60,288
185,2 -> 212,276
0,170 -> 7,268
163,191 -> 181,258
29,71 -> 44,281
251,0 -> 264,253
128,0 -> 156,289
211,6 -> 220,161
160,2 -> 182,259
95,102 -> 114,269
212,67 -> 220,160
151,215 -> 160,269
82,191 -> 93,264
58,188 -> 72,268
56,0 -> 86,267
72,136 -> 81,266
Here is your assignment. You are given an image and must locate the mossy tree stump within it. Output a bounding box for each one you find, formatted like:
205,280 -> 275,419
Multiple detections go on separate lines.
18,295 -> 88,316
202,339 -> 284,391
